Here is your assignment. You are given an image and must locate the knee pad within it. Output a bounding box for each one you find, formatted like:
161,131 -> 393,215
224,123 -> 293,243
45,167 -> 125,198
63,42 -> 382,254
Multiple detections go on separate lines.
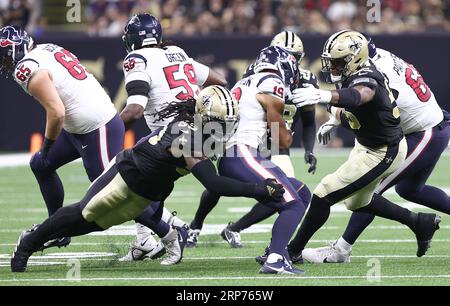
29,152 -> 54,176
288,177 -> 311,209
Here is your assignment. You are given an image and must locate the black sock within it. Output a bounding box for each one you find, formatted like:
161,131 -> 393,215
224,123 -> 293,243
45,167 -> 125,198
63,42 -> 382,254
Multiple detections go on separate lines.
190,190 -> 220,230
356,194 -> 418,230
288,195 -> 332,253
229,203 -> 276,232
26,203 -> 102,251
342,211 -> 376,245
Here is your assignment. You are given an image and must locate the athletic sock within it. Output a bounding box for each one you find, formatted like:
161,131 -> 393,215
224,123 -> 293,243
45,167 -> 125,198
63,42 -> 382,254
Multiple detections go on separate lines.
342,211 -> 376,245
190,190 -> 220,230
228,203 -> 275,232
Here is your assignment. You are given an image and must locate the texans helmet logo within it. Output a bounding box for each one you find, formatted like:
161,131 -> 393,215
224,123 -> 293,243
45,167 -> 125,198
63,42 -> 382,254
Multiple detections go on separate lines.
0,26 -> 22,48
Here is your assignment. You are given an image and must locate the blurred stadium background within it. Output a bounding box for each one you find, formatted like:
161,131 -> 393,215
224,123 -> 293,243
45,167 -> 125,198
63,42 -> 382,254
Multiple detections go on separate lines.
0,0 -> 450,151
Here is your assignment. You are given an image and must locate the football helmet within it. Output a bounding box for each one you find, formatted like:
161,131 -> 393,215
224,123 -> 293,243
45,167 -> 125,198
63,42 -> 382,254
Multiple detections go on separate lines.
320,30 -> 369,84
196,85 -> 239,143
0,25 -> 33,78
122,13 -> 162,52
253,46 -> 300,88
270,31 -> 305,62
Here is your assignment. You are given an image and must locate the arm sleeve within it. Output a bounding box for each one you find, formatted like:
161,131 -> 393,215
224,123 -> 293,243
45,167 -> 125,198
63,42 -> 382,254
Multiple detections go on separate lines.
123,53 -> 151,107
300,109 -> 316,152
256,74 -> 286,101
191,159 -> 258,198
14,58 -> 44,94
192,60 -> 210,87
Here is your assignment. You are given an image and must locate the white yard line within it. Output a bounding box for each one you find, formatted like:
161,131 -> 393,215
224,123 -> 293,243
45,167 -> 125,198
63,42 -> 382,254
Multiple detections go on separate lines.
0,275 -> 450,282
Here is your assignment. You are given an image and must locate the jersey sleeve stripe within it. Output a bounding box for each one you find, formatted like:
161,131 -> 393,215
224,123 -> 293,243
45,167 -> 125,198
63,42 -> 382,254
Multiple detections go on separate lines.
256,74 -> 283,88
124,53 -> 148,67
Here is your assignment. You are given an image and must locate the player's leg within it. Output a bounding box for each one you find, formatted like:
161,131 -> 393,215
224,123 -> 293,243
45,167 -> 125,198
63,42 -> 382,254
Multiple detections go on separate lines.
222,148 -> 296,246
394,126 -> 450,214
289,139 -> 439,260
219,145 -> 309,274
11,160 -> 126,272
77,114 -> 125,181
29,130 -> 80,216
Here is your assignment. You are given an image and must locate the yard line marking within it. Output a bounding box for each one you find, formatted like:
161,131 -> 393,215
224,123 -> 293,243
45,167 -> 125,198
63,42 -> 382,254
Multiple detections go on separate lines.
1,275 -> 450,282
1,239 -> 450,247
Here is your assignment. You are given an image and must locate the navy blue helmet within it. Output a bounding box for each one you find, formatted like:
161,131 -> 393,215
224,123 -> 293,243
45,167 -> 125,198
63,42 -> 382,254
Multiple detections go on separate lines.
0,26 -> 33,78
253,46 -> 299,87
122,14 -> 162,53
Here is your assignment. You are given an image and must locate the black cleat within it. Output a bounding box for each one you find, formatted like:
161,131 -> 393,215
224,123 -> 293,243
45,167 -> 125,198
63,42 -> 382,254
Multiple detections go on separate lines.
414,213 -> 441,257
255,246 -> 270,265
38,237 -> 71,252
11,226 -> 38,273
288,250 -> 304,264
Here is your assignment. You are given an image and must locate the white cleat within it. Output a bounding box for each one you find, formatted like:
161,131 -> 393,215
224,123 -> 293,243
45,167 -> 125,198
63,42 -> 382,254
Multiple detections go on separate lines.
119,234 -> 165,262
302,241 -> 351,264
186,228 -> 201,248
160,226 -> 188,266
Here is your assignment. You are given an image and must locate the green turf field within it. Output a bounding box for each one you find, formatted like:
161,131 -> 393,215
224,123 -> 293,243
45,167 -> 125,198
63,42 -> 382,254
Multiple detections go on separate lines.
0,151 -> 449,286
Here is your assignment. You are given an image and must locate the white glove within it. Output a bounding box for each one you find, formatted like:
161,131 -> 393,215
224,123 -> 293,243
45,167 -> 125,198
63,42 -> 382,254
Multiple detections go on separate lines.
291,87 -> 332,108
317,114 -> 340,145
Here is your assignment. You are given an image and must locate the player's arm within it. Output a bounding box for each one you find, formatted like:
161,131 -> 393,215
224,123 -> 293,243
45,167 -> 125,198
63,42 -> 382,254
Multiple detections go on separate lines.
28,70 -> 65,155
185,157 -> 284,202
120,55 -> 150,130
193,61 -> 227,87
258,93 -> 292,150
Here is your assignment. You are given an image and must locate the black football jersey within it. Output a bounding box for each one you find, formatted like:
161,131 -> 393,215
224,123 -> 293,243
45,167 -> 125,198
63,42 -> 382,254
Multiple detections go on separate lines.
339,62 -> 403,148
116,120 -> 204,200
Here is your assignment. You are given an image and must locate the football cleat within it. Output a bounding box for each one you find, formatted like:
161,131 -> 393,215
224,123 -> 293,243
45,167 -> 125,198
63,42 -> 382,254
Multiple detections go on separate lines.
221,222 -> 243,248
302,241 -> 351,264
414,213 -> 441,257
259,256 -> 305,275
255,246 -> 270,265
38,237 -> 71,252
160,225 -> 188,265
119,234 -> 166,262
186,228 -> 201,248
288,249 -> 304,264
11,225 -> 38,272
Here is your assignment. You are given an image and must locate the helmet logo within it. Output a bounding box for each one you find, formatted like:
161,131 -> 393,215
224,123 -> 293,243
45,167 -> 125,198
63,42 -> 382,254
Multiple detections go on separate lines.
0,39 -> 13,47
349,39 -> 362,55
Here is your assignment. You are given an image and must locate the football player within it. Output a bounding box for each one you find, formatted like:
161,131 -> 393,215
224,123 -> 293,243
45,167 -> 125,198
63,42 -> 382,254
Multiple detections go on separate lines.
0,26 -> 125,250
194,46 -> 311,274
10,85 -> 286,273
187,31 -> 318,248
117,13 -> 228,261
282,30 -> 441,263
300,37 -> 449,263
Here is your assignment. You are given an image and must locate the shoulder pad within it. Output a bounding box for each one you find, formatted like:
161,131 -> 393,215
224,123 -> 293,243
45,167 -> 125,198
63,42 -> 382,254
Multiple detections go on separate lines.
255,73 -> 285,100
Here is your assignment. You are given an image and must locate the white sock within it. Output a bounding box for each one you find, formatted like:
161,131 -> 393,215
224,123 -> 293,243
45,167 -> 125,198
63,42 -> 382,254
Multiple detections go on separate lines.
266,253 -> 283,264
336,237 -> 352,252
161,226 -> 176,242
135,223 -> 152,240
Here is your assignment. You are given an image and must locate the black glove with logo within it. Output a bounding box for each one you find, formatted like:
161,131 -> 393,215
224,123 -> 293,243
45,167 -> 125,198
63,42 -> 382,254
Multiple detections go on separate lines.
253,178 -> 285,202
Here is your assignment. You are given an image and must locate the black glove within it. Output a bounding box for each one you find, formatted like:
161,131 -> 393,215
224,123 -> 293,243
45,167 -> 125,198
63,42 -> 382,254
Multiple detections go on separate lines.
304,151 -> 317,174
253,178 -> 285,202
41,137 -> 55,159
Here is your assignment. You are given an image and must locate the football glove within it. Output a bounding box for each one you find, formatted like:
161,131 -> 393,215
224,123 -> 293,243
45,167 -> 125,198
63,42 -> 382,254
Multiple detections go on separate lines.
304,151 -> 317,174
317,114 -> 340,145
254,178 -> 285,202
291,87 -> 332,108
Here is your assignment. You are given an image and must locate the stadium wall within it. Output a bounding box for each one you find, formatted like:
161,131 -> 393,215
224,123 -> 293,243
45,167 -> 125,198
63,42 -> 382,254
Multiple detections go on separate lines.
1,34 -> 449,151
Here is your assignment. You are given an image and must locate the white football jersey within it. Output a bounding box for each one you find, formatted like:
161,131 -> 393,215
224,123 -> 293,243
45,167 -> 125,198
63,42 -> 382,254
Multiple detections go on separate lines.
123,45 -> 210,130
14,44 -> 116,134
227,72 -> 286,149
373,48 -> 443,135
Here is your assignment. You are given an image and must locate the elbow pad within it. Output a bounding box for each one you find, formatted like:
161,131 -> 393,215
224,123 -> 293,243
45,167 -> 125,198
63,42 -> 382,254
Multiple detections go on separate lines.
126,80 -> 150,97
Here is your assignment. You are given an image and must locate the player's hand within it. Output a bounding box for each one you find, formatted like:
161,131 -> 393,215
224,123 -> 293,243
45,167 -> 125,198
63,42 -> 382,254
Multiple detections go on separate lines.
254,178 -> 285,202
317,115 -> 340,145
291,87 -> 332,108
304,151 -> 317,174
